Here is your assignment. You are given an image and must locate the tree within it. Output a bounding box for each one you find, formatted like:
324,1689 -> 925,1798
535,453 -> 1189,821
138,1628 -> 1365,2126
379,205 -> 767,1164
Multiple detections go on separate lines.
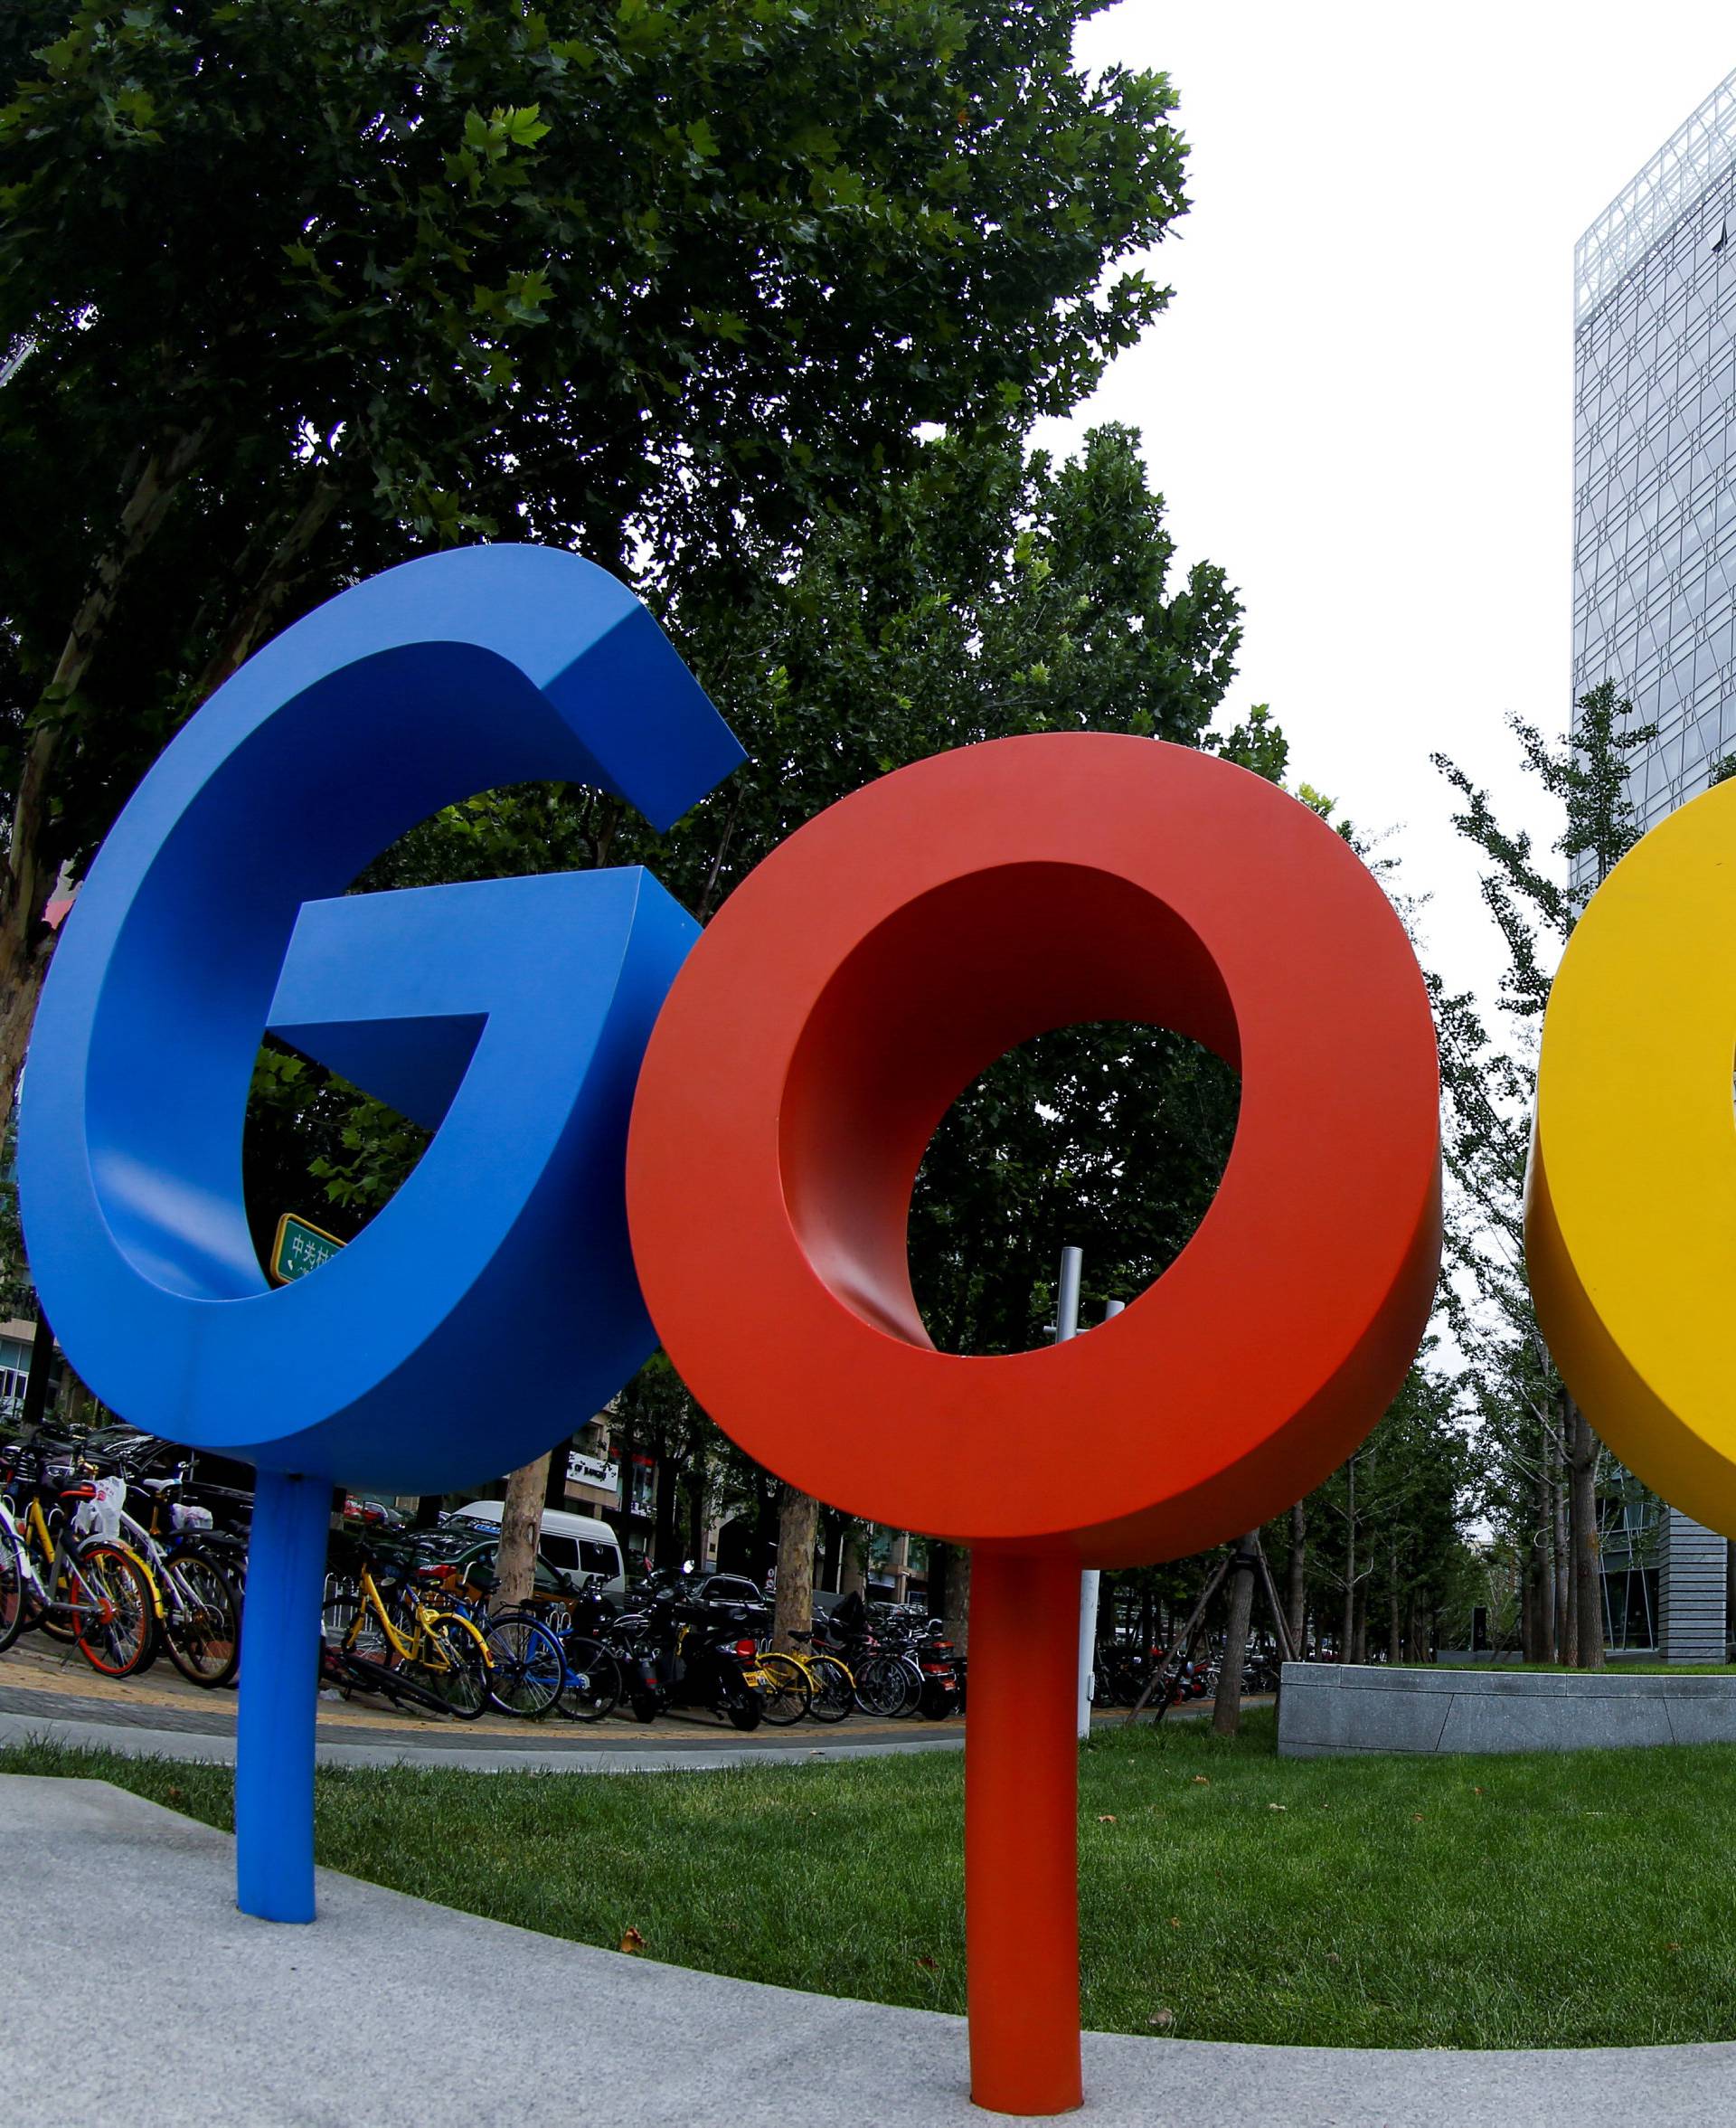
494,1451 -> 553,1612
769,1486 -> 819,1650
1433,682 -> 1659,1668
1211,1532 -> 1259,1734
2,0 -> 1192,1119
1300,1366 -> 1471,1665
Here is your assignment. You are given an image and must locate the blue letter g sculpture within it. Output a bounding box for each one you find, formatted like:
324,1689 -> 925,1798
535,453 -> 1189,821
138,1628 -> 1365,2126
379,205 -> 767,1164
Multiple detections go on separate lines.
18,545 -> 744,1920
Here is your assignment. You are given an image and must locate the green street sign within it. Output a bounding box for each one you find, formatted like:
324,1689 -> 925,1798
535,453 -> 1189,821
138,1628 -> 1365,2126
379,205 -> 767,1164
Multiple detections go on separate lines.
269,1212 -> 344,1286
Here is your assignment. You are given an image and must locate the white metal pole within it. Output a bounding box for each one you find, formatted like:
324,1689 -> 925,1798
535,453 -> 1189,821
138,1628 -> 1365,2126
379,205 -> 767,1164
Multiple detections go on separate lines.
1052,1250 -> 1089,1736
1075,1296 -> 1123,1737
1054,1246 -> 1082,1348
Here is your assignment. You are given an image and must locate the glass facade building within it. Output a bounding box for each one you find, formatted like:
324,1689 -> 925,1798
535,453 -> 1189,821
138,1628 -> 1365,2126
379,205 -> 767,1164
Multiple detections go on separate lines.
1574,69 -> 1736,828
1573,71 -> 1736,1659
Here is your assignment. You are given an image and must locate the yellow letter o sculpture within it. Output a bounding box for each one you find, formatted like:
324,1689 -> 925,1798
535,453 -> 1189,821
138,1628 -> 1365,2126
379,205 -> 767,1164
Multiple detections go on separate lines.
1529,775 -> 1736,1534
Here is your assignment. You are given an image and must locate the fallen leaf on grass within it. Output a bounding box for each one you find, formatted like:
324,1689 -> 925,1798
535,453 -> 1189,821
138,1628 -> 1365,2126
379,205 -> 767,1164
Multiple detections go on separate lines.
1326,1952 -> 1342,1965
1169,1916 -> 1182,1929
1096,1813 -> 1118,1823
1411,1812 -> 1425,1822
1147,2009 -> 1175,2030
918,1955 -> 938,1970
1191,1775 -> 1210,1786
619,1927 -> 646,1955
1268,1803 -> 1286,1812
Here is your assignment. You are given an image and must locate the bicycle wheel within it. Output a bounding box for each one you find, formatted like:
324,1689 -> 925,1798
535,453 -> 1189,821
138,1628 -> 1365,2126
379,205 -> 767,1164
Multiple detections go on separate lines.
854,1652 -> 913,1717
482,1612 -> 565,1719
323,1586 -> 390,1660
162,1546 -> 241,1688
804,1652 -> 855,1725
71,1541 -> 156,1678
554,1636 -> 621,1722
754,1651 -> 813,1726
0,1520 -> 27,1652
412,1611 -> 490,1718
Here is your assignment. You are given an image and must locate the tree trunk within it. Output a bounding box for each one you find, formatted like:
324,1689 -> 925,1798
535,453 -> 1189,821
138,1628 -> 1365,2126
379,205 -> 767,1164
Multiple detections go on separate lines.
0,422 -> 214,1127
924,1540 -> 950,1625
687,1443 -> 708,1567
770,1485 -> 819,1651
1520,1546 -> 1533,1664
1341,1454 -> 1357,1661
1387,1542 -> 1401,1664
191,475 -> 338,701
1563,1526 -> 1579,1669
608,1414 -> 637,1570
1531,1442 -> 1553,1663
749,1477 -> 779,1581
840,1524 -> 869,1599
1568,1395 -> 1605,1669
1212,1533 -> 1260,1736
1352,1583 -> 1369,1667
944,1543 -> 972,1656
495,1452 -> 552,1611
1552,1428 -> 1570,1664
1286,1500 -> 1307,1656
19,1310 -> 56,1433
653,1443 -> 680,1567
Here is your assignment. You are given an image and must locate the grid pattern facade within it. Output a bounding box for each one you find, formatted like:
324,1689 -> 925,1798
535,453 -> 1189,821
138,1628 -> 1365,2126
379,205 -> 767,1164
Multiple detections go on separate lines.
1573,67 -> 1736,838
1574,75 -> 1736,1661
1660,1509 -> 1729,1662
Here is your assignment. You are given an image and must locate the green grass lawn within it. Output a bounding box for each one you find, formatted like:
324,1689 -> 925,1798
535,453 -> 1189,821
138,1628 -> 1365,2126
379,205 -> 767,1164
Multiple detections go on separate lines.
8,1709 -> 1736,2049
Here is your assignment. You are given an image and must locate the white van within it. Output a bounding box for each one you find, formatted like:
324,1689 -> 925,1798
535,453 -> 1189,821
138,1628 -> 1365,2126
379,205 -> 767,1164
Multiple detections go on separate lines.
451,1501 -> 627,1598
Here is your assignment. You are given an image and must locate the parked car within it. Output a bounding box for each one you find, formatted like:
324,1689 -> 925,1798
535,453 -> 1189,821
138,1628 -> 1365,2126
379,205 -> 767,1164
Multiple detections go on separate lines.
449,1502 -> 627,1597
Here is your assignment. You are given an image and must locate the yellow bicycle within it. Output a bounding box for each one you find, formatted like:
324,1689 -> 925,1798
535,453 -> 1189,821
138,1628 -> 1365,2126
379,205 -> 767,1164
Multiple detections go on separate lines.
322,1547 -> 491,1719
1,1448 -> 162,1678
758,1638 -> 856,1724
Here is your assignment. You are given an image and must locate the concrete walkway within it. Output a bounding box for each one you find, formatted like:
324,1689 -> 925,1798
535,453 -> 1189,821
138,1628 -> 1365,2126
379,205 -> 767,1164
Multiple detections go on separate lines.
0,1697 -> 966,1771
9,1773 -> 1736,2127
0,1636 -> 968,1769
0,1641 -> 1243,1772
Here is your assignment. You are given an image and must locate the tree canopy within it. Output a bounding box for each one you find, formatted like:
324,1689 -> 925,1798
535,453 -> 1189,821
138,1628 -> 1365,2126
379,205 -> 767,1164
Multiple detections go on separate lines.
2,0 -> 1191,1103
1433,683 -> 1658,1665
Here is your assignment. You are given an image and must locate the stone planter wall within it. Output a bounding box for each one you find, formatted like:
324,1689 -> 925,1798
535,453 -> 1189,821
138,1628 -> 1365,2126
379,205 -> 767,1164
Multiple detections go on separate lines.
1277,1660 -> 1736,1757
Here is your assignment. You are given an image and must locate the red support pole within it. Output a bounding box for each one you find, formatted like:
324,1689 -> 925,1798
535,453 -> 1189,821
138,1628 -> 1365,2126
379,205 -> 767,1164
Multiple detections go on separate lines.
966,1549 -> 1083,2115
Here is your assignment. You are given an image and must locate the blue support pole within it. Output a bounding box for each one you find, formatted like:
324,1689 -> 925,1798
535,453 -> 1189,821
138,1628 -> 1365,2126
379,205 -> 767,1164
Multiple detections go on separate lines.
235,1470 -> 330,1923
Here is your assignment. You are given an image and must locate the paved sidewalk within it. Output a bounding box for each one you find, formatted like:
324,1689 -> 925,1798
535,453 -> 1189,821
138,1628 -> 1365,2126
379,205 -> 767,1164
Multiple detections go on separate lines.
0,1636 -> 968,1769
0,1639 -> 1241,1772
7,1773 -> 1736,2128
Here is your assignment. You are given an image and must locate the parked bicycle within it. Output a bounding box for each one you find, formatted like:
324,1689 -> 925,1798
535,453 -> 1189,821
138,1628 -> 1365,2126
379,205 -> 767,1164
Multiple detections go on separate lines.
0,1435 -> 159,1677
321,1538 -> 491,1718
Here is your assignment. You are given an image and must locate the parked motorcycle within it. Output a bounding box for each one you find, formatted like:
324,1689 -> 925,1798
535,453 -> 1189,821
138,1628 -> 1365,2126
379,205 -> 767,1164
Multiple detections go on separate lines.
616,1567 -> 765,1730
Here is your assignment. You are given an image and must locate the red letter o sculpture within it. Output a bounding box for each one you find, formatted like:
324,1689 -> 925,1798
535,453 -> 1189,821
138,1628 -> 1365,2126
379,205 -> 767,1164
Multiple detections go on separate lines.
627,734 -> 1439,1556
627,733 -> 1439,2116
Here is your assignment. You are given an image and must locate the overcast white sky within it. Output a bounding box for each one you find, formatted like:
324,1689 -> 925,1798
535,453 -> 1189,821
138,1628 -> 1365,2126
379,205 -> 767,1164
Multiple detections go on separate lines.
1036,3 -> 1736,1012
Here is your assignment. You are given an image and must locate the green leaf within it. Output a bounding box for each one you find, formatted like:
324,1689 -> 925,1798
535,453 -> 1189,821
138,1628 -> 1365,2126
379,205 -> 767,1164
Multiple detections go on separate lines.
501,104 -> 551,150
